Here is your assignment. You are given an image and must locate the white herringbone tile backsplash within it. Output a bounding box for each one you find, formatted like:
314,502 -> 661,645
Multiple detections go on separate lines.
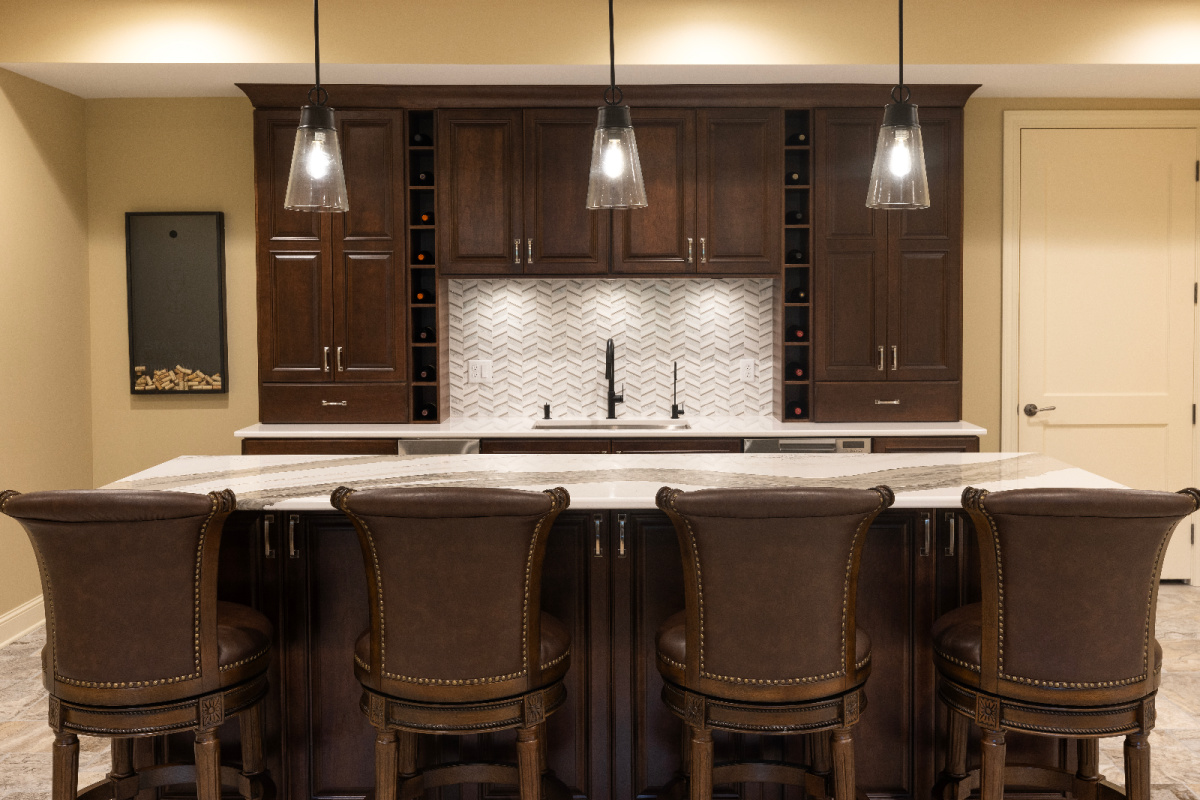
447,279 -> 777,418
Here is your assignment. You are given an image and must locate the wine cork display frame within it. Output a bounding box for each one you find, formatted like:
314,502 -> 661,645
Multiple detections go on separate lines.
408,110 -> 441,422
782,110 -> 811,420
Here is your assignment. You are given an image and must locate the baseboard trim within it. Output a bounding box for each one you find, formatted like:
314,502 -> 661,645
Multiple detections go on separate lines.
0,595 -> 44,649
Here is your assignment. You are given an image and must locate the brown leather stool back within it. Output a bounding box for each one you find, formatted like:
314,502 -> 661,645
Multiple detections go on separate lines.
961,486 -> 1199,706
656,485 -> 894,702
332,486 -> 569,703
0,489 -> 236,707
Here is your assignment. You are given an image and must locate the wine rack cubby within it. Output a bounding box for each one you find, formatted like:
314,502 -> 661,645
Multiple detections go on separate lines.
407,110 -> 440,422
782,109 -> 812,420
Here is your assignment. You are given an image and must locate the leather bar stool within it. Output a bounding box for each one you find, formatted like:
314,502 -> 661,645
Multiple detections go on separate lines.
0,489 -> 273,800
331,485 -> 573,800
654,484 -> 895,800
934,486 -> 1200,800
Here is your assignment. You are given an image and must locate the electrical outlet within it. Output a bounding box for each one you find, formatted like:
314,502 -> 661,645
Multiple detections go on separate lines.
468,360 -> 494,383
738,359 -> 756,381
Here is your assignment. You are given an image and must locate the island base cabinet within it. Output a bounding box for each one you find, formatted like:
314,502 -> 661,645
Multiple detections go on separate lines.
207,509 -> 1035,800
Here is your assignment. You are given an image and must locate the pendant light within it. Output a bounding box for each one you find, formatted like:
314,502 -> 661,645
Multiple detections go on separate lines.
866,0 -> 929,210
284,0 -> 349,212
585,0 -> 648,209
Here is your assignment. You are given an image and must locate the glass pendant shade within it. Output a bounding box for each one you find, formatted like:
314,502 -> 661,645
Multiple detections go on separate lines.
866,102 -> 929,210
284,104 -> 349,212
586,106 -> 647,209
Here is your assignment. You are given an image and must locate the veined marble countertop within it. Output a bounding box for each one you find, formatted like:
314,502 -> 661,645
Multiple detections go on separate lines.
106,452 -> 1116,511
235,417 -> 987,439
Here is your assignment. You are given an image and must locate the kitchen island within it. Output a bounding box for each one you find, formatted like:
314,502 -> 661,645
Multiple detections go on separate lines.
108,452 -> 1121,800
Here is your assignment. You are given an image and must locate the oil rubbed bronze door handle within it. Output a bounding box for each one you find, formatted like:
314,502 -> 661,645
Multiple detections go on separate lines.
1023,404 -> 1057,417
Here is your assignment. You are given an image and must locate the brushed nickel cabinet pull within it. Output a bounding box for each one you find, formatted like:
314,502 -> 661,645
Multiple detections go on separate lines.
944,513 -> 957,557
321,400 -> 347,407
527,238 -> 533,263
877,346 -> 885,371
618,514 -> 627,558
891,345 -> 898,371
593,514 -> 603,557
323,346 -> 331,372
514,239 -> 521,265
920,514 -> 932,557
288,514 -> 300,559
263,515 -> 276,559
700,237 -> 707,263
336,346 -> 344,372
875,399 -> 900,405
687,238 -> 693,264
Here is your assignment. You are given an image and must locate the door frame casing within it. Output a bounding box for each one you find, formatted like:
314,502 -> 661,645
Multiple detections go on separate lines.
1000,109 -> 1200,580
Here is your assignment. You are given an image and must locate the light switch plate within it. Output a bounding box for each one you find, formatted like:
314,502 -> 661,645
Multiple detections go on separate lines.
468,360 -> 494,383
738,359 -> 756,381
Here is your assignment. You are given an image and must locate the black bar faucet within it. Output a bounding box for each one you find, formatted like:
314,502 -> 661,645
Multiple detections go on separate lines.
605,338 -> 624,419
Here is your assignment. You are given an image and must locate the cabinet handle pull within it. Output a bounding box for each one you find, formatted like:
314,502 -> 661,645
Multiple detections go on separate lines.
321,400 -> 347,407
874,399 -> 900,405
687,237 -> 693,264
944,513 -> 957,557
891,345 -> 898,371
877,346 -> 885,371
527,238 -> 533,264
288,514 -> 300,559
700,237 -> 707,263
323,346 -> 331,372
263,515 -> 276,559
336,346 -> 344,372
593,514 -> 603,557
618,514 -> 627,558
920,514 -> 932,557
514,239 -> 521,265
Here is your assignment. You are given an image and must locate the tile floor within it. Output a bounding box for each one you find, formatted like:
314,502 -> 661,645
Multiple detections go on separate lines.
0,586 -> 1198,800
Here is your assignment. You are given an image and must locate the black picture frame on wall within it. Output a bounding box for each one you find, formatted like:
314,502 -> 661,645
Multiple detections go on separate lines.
125,212 -> 229,395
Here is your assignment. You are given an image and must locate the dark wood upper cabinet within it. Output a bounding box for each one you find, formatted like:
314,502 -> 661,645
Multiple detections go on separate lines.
696,108 -> 782,275
337,113 -> 401,241
260,251 -> 331,382
523,109 -> 609,275
437,109 -> 524,275
257,109 -> 322,242
612,109 -> 697,275
332,252 -> 404,380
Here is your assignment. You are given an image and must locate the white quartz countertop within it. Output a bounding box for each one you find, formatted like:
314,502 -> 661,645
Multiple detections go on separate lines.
106,452 -> 1115,511
235,418 -> 986,439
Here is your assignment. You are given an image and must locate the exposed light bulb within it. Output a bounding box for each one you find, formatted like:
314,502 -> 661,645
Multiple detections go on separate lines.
889,130 -> 912,178
602,139 -> 626,179
306,131 -> 332,179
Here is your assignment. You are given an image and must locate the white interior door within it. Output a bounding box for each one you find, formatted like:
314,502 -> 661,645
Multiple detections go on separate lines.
1017,126 -> 1196,579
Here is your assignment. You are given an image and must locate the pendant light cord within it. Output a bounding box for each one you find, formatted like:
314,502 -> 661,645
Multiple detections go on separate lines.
604,0 -> 623,105
892,0 -> 911,104
310,0 -> 328,106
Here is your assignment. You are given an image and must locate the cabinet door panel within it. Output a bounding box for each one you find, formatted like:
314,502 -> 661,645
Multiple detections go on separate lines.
256,110 -> 322,242
524,109 -> 608,274
888,249 -> 959,381
894,110 -> 960,242
439,109 -> 524,275
696,108 -> 782,275
816,251 -> 887,380
817,109 -> 885,241
338,113 -> 403,241
613,109 -> 696,274
261,251 -> 331,381
333,252 -> 405,380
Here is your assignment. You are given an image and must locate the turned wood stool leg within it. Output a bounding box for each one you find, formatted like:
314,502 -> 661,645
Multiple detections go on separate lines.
945,712 -> 968,783
980,729 -> 1006,800
397,731 -> 418,782
239,703 -> 267,800
1076,739 -> 1100,800
517,725 -> 543,800
375,729 -> 400,800
53,732 -> 79,800
830,727 -> 856,800
194,729 -> 222,800
680,724 -> 692,777
810,730 -> 833,797
1124,733 -> 1151,800
688,725 -> 714,800
108,738 -> 136,800
536,722 -> 549,775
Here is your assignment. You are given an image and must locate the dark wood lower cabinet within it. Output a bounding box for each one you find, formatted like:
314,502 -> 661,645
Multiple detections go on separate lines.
212,507 -> 989,800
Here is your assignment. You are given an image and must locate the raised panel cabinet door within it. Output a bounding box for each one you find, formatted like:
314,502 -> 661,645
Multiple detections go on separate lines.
438,109 -> 524,275
331,252 -> 406,381
815,108 -> 886,241
336,110 -> 405,242
611,109 -> 697,275
886,248 -> 960,381
892,108 -> 961,243
815,250 -> 887,380
523,109 -> 608,275
696,108 -> 782,275
254,109 -> 322,242
259,251 -> 333,382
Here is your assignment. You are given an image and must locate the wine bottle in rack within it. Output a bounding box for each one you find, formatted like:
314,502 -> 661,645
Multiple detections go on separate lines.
788,402 -> 804,418
787,325 -> 806,342
413,287 -> 435,304
413,170 -> 434,186
418,211 -> 435,225
416,364 -> 437,382
416,326 -> 436,342
785,362 -> 805,380
414,251 -> 434,264
786,287 -> 808,303
785,209 -> 806,225
417,403 -> 437,419
786,249 -> 805,264
785,171 -> 805,185
786,132 -> 808,145
411,132 -> 431,146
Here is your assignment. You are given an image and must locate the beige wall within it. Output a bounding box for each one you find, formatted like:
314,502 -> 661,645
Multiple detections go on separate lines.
960,96 -> 1200,452
0,69 -> 91,617
85,98 -> 257,486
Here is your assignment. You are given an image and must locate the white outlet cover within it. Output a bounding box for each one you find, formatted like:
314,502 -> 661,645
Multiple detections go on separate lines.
468,359 -> 494,383
738,359 -> 756,381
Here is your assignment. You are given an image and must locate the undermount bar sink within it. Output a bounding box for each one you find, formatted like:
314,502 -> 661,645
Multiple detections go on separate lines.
532,419 -> 691,431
